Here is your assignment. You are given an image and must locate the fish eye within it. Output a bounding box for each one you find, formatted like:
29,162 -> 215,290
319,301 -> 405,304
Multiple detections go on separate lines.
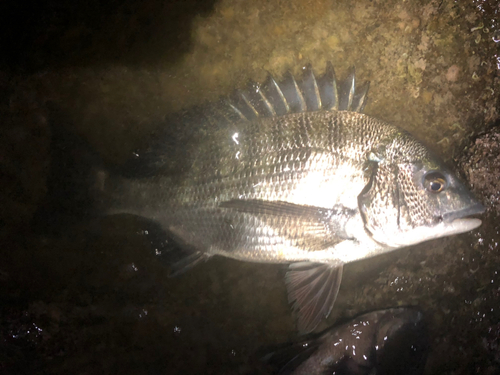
423,171 -> 447,193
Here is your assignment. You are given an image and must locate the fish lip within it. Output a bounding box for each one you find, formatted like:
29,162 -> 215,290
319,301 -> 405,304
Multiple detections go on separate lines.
442,202 -> 486,223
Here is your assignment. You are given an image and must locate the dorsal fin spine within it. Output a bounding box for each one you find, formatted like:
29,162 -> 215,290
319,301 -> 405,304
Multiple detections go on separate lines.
238,90 -> 259,119
227,101 -> 248,121
290,72 -> 307,112
357,81 -> 370,112
269,74 -> 290,114
257,86 -> 277,117
347,67 -> 355,111
311,69 -> 322,110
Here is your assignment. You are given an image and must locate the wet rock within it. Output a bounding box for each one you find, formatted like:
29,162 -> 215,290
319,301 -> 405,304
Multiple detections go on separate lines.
457,125 -> 500,215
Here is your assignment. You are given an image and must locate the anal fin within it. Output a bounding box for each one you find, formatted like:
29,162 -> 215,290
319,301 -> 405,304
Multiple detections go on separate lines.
165,224 -> 211,277
285,262 -> 344,334
132,217 -> 210,277
169,251 -> 209,277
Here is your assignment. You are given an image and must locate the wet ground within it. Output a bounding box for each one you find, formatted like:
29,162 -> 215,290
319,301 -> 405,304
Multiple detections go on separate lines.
1,0 -> 500,374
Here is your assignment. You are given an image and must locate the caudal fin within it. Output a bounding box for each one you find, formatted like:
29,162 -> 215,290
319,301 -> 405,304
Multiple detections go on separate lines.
31,103 -> 108,234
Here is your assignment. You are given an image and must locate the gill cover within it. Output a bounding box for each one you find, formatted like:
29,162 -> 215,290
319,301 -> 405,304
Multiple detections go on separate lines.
358,159 -> 484,248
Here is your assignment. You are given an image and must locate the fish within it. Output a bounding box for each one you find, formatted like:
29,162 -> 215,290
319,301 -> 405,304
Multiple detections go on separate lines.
260,307 -> 429,375
34,62 -> 485,334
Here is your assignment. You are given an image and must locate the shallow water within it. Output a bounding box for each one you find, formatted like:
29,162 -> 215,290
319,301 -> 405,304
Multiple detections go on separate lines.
1,0 -> 499,374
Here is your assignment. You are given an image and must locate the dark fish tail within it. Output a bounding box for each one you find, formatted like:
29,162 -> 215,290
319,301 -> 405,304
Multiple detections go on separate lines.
31,103 -> 111,234
259,339 -> 320,375
260,334 -> 360,375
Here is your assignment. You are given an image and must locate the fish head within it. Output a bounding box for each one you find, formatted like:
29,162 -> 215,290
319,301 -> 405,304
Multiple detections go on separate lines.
359,136 -> 485,248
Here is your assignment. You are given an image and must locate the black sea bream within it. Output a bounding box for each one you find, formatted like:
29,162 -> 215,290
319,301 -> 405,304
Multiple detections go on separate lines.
37,63 -> 484,333
262,307 -> 428,375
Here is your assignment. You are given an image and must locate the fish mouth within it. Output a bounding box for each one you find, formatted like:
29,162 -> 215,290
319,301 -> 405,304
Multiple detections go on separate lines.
442,202 -> 486,223
372,202 -> 485,249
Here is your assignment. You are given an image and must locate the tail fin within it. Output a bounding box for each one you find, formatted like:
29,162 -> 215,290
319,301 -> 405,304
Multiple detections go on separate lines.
31,103 -> 108,234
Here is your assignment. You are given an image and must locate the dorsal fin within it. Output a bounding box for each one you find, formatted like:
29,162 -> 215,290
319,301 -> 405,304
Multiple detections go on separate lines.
118,62 -> 370,178
223,62 -> 370,121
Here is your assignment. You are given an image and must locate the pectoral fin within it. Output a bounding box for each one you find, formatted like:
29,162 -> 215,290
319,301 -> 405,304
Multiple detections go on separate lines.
285,262 -> 344,334
220,199 -> 356,250
220,199 -> 326,217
